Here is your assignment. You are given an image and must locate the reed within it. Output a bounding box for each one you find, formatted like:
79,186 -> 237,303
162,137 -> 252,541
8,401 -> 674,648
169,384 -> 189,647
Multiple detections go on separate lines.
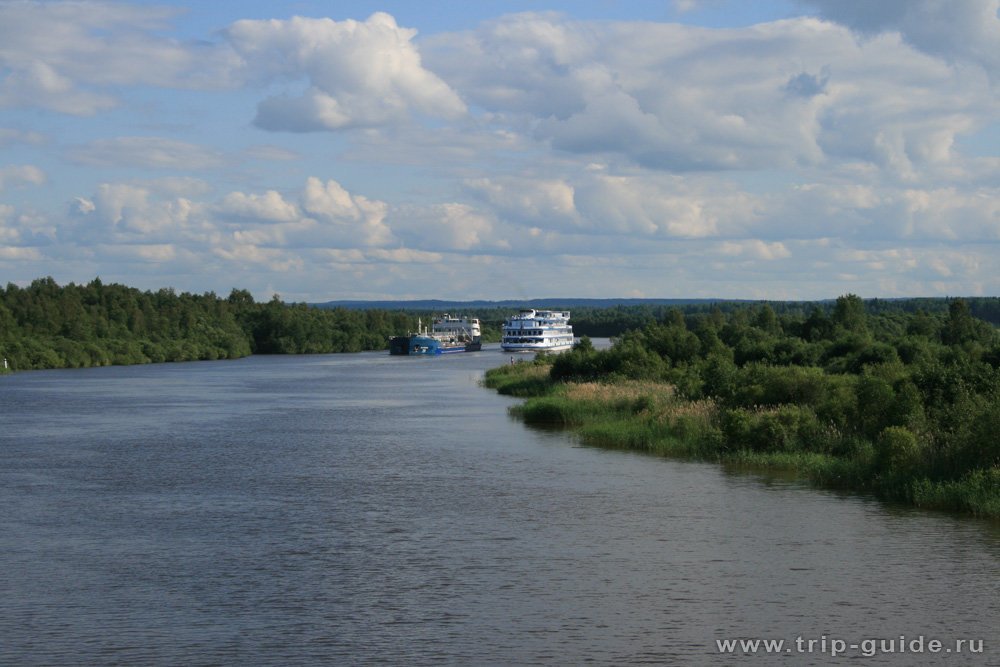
577,419 -> 679,454
910,468 -> 1000,517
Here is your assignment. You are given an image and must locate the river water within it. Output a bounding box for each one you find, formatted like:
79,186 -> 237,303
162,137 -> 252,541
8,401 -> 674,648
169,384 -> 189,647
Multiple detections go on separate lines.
1,349 -> 998,666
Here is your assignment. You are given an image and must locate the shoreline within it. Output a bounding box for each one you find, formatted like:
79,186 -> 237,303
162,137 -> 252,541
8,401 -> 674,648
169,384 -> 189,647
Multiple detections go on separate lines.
482,360 -> 1000,520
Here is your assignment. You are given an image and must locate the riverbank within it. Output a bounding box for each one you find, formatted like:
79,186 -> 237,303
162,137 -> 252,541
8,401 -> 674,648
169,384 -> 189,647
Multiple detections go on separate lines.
483,359 -> 1000,519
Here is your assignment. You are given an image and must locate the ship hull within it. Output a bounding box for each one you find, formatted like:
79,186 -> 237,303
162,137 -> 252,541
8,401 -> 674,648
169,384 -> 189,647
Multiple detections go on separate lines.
389,335 -> 482,355
500,342 -> 573,353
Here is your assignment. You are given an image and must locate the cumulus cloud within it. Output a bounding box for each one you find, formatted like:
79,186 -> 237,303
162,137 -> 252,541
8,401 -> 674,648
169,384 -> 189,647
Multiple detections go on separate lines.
426,13 -> 997,180
301,177 -> 393,245
68,181 -> 202,243
226,13 -> 466,131
219,190 -> 299,223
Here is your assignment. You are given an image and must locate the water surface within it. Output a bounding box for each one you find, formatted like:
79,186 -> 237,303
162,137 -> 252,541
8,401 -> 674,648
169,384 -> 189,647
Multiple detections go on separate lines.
1,351 -> 998,665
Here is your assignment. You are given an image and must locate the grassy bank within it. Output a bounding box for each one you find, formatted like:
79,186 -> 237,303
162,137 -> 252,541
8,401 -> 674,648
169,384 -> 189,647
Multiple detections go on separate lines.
484,360 -> 1000,519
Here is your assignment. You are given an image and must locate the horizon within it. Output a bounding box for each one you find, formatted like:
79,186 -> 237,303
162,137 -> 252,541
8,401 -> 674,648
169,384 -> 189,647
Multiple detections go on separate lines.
14,274 -> 996,307
1,1 -> 998,302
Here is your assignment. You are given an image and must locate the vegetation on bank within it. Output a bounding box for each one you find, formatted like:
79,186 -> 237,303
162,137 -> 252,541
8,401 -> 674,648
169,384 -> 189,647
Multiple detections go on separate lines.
0,277 -> 422,370
484,296 -> 1000,518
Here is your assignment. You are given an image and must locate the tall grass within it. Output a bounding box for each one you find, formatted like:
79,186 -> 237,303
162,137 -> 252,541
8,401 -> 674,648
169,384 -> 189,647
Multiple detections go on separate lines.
910,468 -> 1000,517
482,360 -> 554,397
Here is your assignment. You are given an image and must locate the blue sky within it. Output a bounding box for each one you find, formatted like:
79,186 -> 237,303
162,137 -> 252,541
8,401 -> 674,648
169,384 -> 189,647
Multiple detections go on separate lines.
1,0 -> 998,301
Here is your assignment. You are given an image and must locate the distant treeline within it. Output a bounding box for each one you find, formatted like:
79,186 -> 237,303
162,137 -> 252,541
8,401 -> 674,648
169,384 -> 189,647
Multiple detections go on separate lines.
434,298 -> 1000,340
3,277 -> 999,377
0,277 -> 422,370
484,295 -> 1000,516
564,298 -> 1000,337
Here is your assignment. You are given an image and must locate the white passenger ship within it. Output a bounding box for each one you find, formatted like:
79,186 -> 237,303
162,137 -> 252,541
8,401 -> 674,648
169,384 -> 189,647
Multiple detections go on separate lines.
500,309 -> 574,353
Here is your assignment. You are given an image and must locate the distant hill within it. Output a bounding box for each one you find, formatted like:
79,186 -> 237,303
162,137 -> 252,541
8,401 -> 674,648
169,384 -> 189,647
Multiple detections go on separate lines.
313,297 -> 758,310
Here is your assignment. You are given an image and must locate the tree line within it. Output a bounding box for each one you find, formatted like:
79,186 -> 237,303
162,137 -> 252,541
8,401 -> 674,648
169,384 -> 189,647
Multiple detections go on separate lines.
460,297 -> 1000,339
0,277 -> 421,370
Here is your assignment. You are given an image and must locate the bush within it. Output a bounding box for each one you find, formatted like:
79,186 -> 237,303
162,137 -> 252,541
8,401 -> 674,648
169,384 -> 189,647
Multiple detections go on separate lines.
876,426 -> 924,476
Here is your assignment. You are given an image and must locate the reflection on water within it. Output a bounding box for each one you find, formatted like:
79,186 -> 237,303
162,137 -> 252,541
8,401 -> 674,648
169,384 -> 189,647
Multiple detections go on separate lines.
1,350 -> 998,665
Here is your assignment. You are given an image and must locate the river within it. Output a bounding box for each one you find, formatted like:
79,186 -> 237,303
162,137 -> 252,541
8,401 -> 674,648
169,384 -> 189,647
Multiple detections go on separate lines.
1,349 -> 998,665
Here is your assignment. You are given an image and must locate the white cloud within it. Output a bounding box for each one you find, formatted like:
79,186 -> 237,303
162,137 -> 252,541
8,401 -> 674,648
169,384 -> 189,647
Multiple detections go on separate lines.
211,244 -> 304,272
464,177 -> 578,228
368,248 -> 443,263
226,13 -> 466,131
73,197 -> 96,215
799,0 -> 1000,78
301,178 -> 360,220
392,202 -> 500,251
241,145 -> 301,162
2,5 -> 998,299
301,177 -> 392,245
0,60 -> 117,115
464,170 -> 755,240
427,13 -> 998,181
717,240 -> 792,260
68,181 -> 204,243
0,165 -> 46,191
0,204 -> 18,244
67,137 -> 226,170
0,128 -> 45,147
895,187 -> 1000,240
141,177 -> 214,199
0,2 -> 237,114
0,246 -> 43,261
219,190 -> 299,223
317,248 -> 366,264
574,173 -> 728,238
95,243 -> 181,264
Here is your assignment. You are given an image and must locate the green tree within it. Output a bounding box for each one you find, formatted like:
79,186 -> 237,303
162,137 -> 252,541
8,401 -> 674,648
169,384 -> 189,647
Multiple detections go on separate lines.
833,294 -> 868,334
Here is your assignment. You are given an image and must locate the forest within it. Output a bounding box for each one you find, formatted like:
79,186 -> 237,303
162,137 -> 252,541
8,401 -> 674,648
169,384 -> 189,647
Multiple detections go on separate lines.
0,277 -> 421,370
484,295 -> 1000,517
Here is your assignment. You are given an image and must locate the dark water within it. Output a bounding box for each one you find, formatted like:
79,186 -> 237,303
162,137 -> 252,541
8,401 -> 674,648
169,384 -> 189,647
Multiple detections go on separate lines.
1,350 -> 998,666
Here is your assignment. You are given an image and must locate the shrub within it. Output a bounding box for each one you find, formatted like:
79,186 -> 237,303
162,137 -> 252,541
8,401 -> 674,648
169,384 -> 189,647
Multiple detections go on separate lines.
876,426 -> 924,476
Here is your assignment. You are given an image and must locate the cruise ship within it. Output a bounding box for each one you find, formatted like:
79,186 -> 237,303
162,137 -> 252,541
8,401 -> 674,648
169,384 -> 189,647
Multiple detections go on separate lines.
500,309 -> 574,353
389,315 -> 483,355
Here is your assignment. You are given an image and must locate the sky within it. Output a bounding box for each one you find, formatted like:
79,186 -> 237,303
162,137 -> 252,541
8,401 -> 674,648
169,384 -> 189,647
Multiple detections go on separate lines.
1,0 -> 998,302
